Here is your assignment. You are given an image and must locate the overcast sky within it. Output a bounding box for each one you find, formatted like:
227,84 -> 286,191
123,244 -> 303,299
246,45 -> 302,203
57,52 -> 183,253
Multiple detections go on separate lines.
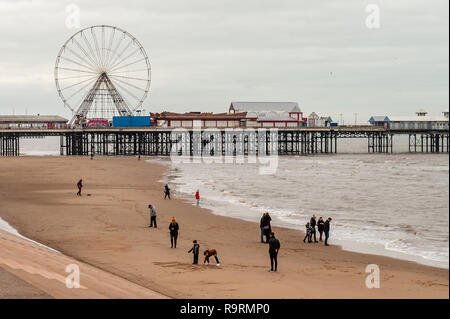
0,0 -> 448,123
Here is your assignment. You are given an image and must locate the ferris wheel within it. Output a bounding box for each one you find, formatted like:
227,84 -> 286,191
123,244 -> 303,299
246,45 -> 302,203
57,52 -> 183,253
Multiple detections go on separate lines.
55,25 -> 151,124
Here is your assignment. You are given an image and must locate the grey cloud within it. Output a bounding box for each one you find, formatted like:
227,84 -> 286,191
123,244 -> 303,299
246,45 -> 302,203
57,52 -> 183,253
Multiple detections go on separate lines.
0,0 -> 448,123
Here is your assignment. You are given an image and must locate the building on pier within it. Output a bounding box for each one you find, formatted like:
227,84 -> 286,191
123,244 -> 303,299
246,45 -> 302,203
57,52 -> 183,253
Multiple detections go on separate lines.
368,110 -> 449,130
0,115 -> 68,129
228,102 -> 306,127
150,112 -> 248,128
368,116 -> 390,128
307,113 -> 334,127
389,115 -> 448,130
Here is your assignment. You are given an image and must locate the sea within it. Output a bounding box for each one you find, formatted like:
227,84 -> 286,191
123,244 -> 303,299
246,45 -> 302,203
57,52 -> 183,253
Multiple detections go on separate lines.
16,135 -> 450,268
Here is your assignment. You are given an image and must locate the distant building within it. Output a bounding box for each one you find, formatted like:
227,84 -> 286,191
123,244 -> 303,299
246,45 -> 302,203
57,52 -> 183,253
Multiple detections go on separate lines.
229,102 -> 305,127
0,115 -> 68,129
308,113 -> 333,127
443,108 -> 449,118
368,110 -> 449,130
319,116 -> 333,127
389,114 -> 448,130
368,116 -> 390,128
151,112 -> 248,128
307,112 -> 319,127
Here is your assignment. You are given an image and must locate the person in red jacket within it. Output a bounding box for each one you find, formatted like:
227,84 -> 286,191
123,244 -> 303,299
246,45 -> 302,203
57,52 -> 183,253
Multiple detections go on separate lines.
203,249 -> 220,266
195,189 -> 200,206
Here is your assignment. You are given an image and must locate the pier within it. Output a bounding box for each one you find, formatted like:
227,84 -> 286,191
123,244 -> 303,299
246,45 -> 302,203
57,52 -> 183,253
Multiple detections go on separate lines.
1,127 -> 448,157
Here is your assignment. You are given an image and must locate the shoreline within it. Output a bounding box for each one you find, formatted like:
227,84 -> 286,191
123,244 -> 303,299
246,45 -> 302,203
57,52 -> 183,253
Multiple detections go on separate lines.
0,156 -> 448,298
155,157 -> 449,270
0,216 -> 60,253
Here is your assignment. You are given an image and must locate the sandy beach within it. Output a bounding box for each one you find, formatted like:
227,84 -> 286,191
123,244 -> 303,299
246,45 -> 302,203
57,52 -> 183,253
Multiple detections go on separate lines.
0,229 -> 167,299
0,157 -> 448,298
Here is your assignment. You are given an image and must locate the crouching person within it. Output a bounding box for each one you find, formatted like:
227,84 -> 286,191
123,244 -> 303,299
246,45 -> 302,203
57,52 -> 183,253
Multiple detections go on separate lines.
204,249 -> 220,267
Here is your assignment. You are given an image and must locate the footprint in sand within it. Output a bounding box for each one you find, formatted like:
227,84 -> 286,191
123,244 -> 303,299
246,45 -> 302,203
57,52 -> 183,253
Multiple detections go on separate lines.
153,261 -> 206,271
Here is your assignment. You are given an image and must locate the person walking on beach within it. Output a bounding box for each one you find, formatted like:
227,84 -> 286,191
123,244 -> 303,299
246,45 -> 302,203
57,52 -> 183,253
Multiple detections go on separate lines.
203,249 -> 220,266
76,179 -> 83,196
169,217 -> 179,248
303,222 -> 313,243
148,204 -> 157,228
310,215 -> 318,243
195,190 -> 200,206
317,217 -> 325,242
324,217 -> 332,246
164,184 -> 171,200
188,240 -> 200,264
268,232 -> 280,272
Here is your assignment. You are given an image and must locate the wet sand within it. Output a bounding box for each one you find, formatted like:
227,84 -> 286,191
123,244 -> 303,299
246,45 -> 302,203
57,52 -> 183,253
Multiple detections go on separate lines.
0,157 -> 448,298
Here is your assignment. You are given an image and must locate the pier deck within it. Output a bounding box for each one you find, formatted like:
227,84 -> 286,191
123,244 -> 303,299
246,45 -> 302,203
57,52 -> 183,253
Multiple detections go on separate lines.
1,127 -> 448,156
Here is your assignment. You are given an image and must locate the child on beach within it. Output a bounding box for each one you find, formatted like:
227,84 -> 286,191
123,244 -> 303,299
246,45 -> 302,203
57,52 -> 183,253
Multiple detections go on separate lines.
303,222 -> 313,243
188,240 -> 200,264
195,190 -> 200,206
203,249 -> 220,267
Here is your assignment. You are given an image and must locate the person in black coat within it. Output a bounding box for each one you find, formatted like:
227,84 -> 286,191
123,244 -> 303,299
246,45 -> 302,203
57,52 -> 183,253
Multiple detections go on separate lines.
76,179 -> 83,196
317,217 -> 325,242
259,213 -> 267,243
268,232 -> 281,272
324,217 -> 332,246
164,184 -> 171,200
310,215 -> 318,243
188,240 -> 200,264
262,213 -> 272,243
169,217 -> 179,248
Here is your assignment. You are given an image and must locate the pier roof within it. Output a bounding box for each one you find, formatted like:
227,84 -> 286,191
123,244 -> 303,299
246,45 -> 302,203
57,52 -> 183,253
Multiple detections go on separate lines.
0,115 -> 68,123
369,116 -> 390,122
230,102 -> 301,113
389,116 -> 448,122
151,112 -> 248,120
257,111 -> 300,121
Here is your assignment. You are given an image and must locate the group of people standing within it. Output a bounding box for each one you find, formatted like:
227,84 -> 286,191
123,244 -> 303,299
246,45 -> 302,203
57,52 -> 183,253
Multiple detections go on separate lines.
304,215 -> 333,246
259,212 -> 280,272
258,212 -> 334,272
77,177 -> 334,273
148,185 -> 221,267
148,203 -> 180,249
